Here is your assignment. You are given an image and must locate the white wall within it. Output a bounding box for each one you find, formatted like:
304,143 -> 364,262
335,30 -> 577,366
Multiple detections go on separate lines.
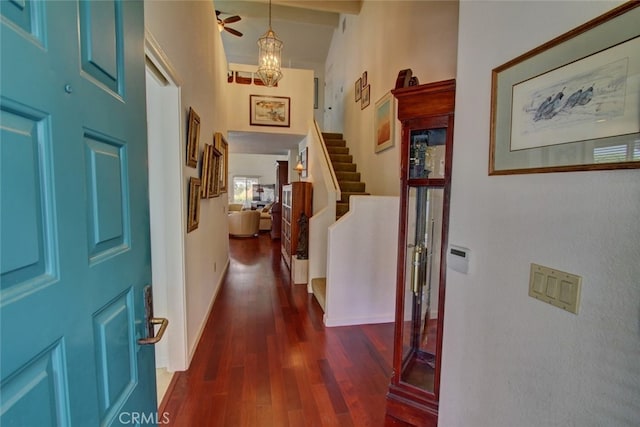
441,2 -> 640,426
226,63 -> 314,137
325,196 -> 399,326
145,0 -> 230,365
325,0 -> 459,196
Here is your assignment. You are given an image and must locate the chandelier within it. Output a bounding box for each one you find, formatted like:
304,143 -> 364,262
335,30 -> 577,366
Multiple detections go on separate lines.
256,0 -> 283,87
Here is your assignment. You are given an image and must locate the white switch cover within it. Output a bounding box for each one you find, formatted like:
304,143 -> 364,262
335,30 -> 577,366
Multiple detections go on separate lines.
448,245 -> 470,274
528,263 -> 582,314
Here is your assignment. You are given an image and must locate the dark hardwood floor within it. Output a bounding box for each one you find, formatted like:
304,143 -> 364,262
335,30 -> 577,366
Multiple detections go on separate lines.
160,233 -> 398,426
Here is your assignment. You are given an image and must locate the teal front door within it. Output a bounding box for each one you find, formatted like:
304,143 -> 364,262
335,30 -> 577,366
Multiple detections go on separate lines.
1,1 -> 158,425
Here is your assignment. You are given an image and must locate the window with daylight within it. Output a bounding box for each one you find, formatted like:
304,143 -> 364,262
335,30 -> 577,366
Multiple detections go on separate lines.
593,141 -> 640,164
232,176 -> 259,206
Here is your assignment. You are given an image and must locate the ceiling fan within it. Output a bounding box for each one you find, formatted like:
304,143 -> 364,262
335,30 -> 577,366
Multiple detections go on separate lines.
216,10 -> 243,37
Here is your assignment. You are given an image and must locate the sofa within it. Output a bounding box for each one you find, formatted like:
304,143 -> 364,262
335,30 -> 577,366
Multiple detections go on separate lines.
259,203 -> 273,231
228,210 -> 260,237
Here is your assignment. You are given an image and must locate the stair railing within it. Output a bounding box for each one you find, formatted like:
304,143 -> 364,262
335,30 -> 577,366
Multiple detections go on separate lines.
307,121 -> 341,291
313,120 -> 340,198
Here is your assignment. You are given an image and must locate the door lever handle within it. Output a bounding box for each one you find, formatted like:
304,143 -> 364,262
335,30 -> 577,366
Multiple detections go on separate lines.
138,317 -> 169,345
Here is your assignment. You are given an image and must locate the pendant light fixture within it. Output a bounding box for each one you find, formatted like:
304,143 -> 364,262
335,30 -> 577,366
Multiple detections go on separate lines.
256,0 -> 283,87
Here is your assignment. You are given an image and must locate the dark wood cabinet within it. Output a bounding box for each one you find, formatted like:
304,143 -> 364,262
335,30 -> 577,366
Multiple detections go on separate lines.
270,160 -> 288,239
281,182 -> 312,270
386,80 -> 455,427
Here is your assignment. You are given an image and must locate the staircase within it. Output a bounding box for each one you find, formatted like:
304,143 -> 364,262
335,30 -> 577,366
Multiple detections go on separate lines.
322,132 -> 369,219
311,133 -> 368,314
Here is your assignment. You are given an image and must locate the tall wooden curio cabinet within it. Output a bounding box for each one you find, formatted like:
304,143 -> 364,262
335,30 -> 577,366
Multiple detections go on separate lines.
386,80 -> 455,426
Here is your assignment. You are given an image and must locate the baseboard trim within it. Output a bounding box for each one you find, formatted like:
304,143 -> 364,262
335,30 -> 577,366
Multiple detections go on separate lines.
186,258 -> 230,365
157,371 -> 177,414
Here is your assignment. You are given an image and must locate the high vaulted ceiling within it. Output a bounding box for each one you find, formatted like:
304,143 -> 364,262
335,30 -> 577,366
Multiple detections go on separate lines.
215,0 -> 361,68
215,1 -> 361,155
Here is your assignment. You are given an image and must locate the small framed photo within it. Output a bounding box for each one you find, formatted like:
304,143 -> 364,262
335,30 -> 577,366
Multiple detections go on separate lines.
250,95 -> 290,127
314,77 -> 319,109
361,85 -> 370,110
355,78 -> 362,102
374,92 -> 395,153
186,107 -> 200,168
187,177 -> 201,233
362,71 -> 368,87
300,147 -> 308,178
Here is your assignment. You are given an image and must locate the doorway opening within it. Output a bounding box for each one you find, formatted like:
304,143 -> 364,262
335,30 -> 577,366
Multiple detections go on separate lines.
145,34 -> 188,404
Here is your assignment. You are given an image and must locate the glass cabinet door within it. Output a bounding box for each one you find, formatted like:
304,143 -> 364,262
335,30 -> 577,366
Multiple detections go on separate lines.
401,186 -> 444,392
408,128 -> 447,180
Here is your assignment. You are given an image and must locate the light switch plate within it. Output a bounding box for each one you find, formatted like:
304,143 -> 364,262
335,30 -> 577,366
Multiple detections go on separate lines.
528,263 -> 582,314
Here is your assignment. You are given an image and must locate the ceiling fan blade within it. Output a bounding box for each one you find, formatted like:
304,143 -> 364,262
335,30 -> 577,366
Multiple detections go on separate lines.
223,15 -> 241,24
225,27 -> 243,37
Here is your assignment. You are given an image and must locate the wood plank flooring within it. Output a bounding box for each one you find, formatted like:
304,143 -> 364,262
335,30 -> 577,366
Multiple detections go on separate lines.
161,233 -> 397,426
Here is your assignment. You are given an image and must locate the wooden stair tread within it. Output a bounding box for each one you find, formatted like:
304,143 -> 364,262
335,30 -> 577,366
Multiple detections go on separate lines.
322,132 -> 368,219
322,132 -> 343,140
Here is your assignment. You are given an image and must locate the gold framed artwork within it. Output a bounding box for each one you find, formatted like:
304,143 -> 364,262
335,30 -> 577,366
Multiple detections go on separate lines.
200,144 -> 213,198
374,91 -> 394,153
215,132 -> 229,193
186,107 -> 200,168
187,177 -> 201,232
490,2 -> 640,174
210,146 -> 222,198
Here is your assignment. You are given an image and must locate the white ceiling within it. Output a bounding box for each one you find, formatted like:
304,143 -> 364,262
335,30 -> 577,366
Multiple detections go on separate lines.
215,1 -> 361,154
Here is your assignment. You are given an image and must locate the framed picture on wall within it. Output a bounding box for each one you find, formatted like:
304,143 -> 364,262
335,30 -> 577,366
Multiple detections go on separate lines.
249,95 -> 291,127
374,91 -> 394,153
215,132 -> 229,193
361,85 -> 370,109
186,107 -> 200,168
210,146 -> 222,198
200,144 -> 213,198
300,147 -> 308,178
490,2 -> 640,174
187,177 -> 201,232
314,77 -> 319,109
355,78 -> 362,102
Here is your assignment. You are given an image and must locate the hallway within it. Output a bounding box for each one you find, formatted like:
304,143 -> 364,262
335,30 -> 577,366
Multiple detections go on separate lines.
160,233 -> 395,426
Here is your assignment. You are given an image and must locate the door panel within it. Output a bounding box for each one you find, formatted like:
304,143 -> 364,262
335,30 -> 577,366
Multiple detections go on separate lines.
84,131 -> 129,262
0,103 -> 56,297
79,0 -> 123,95
1,1 -> 156,425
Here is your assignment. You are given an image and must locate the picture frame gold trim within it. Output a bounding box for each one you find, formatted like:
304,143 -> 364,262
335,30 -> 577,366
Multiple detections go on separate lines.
210,146 -> 222,198
187,177 -> 201,233
186,107 -> 200,168
490,2 -> 640,175
215,132 -> 229,193
200,144 -> 212,198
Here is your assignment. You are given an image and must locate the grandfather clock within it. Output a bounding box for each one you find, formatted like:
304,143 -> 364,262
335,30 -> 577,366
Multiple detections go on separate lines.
386,80 -> 455,426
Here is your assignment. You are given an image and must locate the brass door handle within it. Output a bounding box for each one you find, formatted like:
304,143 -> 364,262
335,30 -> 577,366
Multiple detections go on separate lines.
138,317 -> 169,345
